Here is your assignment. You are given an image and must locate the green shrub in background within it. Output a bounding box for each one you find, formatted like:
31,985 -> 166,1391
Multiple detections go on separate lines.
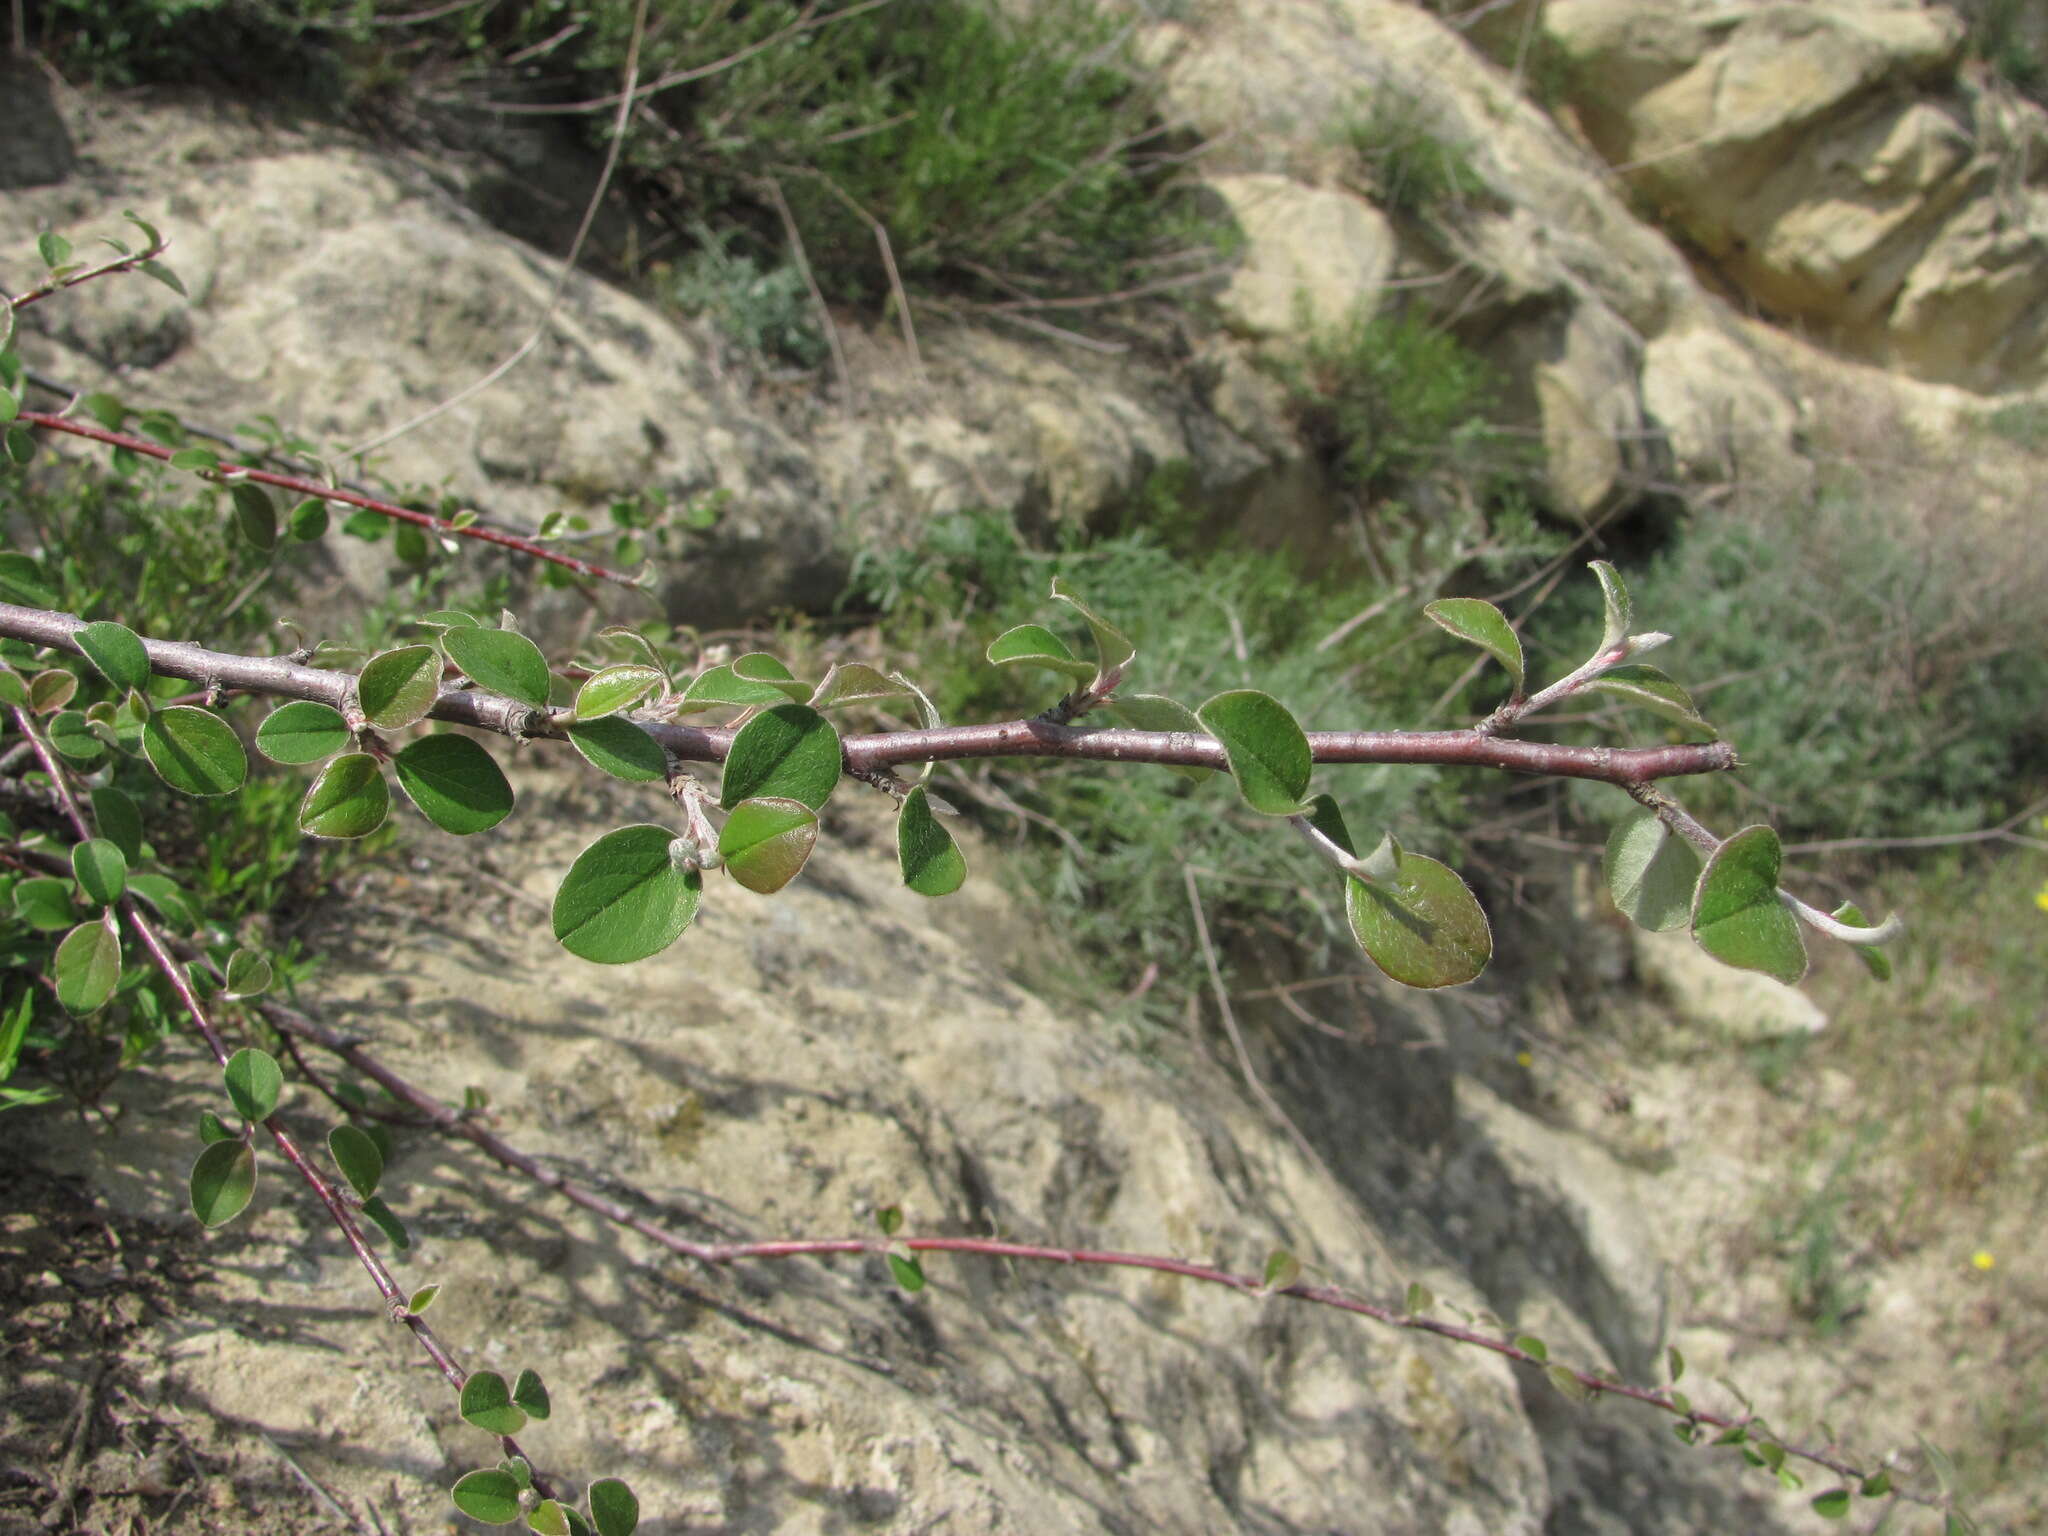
842,499 -> 1531,1019
28,0 -> 1218,319
1334,84 -> 1489,219
1553,486 -> 2048,842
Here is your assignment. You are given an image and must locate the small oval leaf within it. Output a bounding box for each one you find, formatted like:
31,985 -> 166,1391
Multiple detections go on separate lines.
255,700 -> 351,764
719,704 -> 840,811
54,915 -> 122,1013
1197,690 -> 1312,815
460,1371 -> 526,1436
230,481 -> 277,550
450,1467 -> 523,1524
70,838 -> 127,906
360,1194 -> 410,1250
985,623 -> 1092,683
510,1368 -> 551,1422
90,784 -> 144,865
1345,842 -> 1492,989
356,646 -> 442,731
444,626 -> 551,708
718,797 -> 818,895
393,734 -> 513,836
564,717 -> 668,782
299,753 -> 391,840
1690,824 -> 1807,985
587,1478 -> 639,1536
189,1140 -> 257,1228
223,1046 -> 282,1122
574,664 -> 663,720
222,946 -> 272,999
328,1123 -> 384,1199
552,825 -> 703,964
142,706 -> 249,797
808,662 -> 909,711
1603,807 -> 1701,933
1423,597 -> 1524,695
896,784 -> 966,897
76,620 -> 151,693
1587,665 -> 1712,734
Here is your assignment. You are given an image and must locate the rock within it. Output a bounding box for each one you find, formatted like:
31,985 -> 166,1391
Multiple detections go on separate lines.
1208,173 -> 1398,338
1543,0 -> 2048,390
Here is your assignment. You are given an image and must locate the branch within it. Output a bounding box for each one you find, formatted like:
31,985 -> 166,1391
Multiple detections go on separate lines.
12,414 -> 638,587
0,602 -> 1739,786
5,705 -> 560,1501
248,991 -> 1940,1515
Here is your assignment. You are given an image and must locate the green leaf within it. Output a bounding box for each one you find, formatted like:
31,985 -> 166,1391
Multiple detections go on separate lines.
1424,597 -> 1525,694
444,627 -> 551,709
0,662 -> 25,707
1196,690 -> 1312,815
808,663 -> 909,711
1831,901 -> 1893,982
189,1140 -> 257,1228
729,652 -> 811,702
38,231 -> 72,269
1859,1470 -> 1891,1498
1404,1281 -> 1433,1314
196,1109 -> 234,1144
461,1371 -> 527,1435
223,1046 -> 282,1121
126,871 -> 196,928
408,1283 -> 440,1314
451,1468 -> 524,1525
169,446 -> 219,474
394,735 -> 513,836
1587,665 -> 1712,734
587,1478 -> 639,1536
1590,559 -> 1630,654
719,704 -> 840,811
552,825 -> 703,964
142,706 -> 248,797
54,915 -> 122,1013
1603,808 -> 1701,932
1345,839 -> 1492,988
675,663 -> 801,712
229,482 -> 277,551
511,1368 -> 550,1421
1515,1335 -> 1549,1362
46,709 -> 106,766
79,391 -> 125,429
887,1252 -> 927,1292
1262,1249 -> 1301,1289
356,646 -> 442,731
575,664 -> 664,720
896,784 -> 966,897
4,424 -> 35,466
14,876 -> 75,931
76,620 -> 150,693
90,785 -> 143,865
564,717 -> 668,782
29,668 -> 77,714
1666,1346 -> 1685,1383
1917,1435 -> 1958,1497
527,1499 -> 570,1536
1690,825 -> 1807,985
255,700 -> 350,765
0,553 -> 58,608
328,1124 -> 384,1198
1303,792 -> 1357,857
1811,1489 -> 1851,1519
1049,576 -> 1136,686
718,797 -> 818,895
70,839 -> 126,906
288,497 -> 329,541
221,947 -> 272,999
299,753 -> 390,839
985,623 -> 1093,684
0,387 -> 14,424
875,1205 -> 903,1236
360,1195 -> 410,1249
1547,1364 -> 1594,1403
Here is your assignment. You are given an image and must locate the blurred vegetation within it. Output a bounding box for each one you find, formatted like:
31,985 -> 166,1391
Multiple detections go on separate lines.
28,0 -> 1223,325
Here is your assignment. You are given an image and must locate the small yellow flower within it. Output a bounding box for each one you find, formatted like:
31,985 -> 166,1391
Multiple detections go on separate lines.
2035,883 -> 2048,913
1971,1250 -> 1995,1272
1515,1050 -> 1534,1069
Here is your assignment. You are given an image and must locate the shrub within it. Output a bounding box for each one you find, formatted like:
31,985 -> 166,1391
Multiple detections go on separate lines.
1335,84 -> 1490,219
